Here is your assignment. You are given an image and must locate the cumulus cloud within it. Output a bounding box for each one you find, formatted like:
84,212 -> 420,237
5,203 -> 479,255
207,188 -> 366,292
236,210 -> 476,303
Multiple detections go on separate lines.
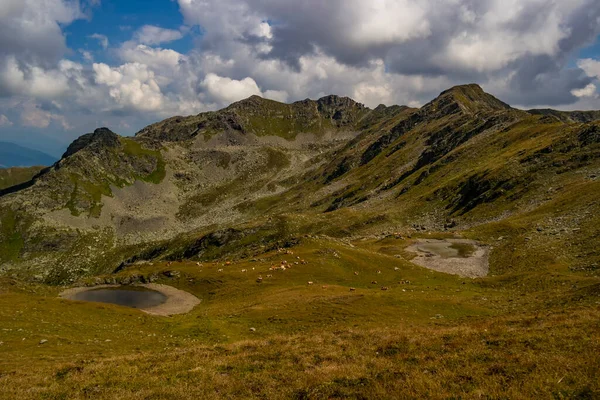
20,101 -> 72,130
0,0 -> 81,64
0,0 -> 89,106
578,58 -> 600,79
119,44 -> 185,69
0,56 -> 74,98
202,73 -> 262,104
93,62 -> 164,112
572,83 -> 598,98
134,25 -> 184,45
263,90 -> 288,103
2,0 -> 600,144
178,0 -> 600,106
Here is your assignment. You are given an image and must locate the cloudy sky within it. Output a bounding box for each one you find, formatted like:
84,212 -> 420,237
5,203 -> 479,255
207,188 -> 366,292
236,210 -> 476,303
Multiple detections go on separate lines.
1,0 -> 600,155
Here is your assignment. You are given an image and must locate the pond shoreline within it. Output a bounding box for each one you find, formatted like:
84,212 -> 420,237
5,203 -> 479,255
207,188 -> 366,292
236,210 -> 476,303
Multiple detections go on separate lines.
59,283 -> 201,316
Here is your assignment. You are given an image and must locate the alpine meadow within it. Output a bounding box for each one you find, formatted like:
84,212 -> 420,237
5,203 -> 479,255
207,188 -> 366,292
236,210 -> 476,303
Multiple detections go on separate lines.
1,1 -> 600,399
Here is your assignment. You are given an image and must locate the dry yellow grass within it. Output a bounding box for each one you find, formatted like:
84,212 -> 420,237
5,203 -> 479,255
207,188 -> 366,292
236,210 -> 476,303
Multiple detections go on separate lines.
0,303 -> 597,399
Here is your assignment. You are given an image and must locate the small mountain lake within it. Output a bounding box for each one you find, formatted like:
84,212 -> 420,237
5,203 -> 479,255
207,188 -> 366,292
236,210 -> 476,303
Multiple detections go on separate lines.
71,286 -> 167,309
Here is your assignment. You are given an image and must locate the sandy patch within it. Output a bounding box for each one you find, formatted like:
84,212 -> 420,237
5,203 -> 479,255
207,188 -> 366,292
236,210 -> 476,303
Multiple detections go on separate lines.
405,239 -> 489,278
59,283 -> 201,316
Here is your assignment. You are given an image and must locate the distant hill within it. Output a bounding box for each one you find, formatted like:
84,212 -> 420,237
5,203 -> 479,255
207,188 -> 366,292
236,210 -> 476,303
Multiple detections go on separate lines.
0,141 -> 57,168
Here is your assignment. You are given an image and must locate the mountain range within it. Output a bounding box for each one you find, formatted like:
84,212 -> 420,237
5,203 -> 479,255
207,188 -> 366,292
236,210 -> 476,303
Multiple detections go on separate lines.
0,84 -> 598,283
0,141 -> 57,168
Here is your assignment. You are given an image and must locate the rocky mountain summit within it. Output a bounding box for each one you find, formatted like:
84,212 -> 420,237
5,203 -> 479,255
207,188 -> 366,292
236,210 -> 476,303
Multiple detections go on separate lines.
0,85 -> 599,283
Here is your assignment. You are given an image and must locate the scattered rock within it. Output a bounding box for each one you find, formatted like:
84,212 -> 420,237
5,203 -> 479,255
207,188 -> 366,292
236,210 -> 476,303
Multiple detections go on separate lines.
249,327 -> 256,332
39,339 -> 48,345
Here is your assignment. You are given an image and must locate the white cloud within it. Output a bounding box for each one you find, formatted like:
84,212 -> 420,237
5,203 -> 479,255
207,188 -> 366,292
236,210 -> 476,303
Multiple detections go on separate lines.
178,0 -> 585,73
0,56 -> 70,98
80,50 -> 93,62
578,58 -> 600,79
134,25 -> 184,45
2,0 -> 600,142
571,83 -> 598,98
20,102 -> 72,130
177,0 -> 600,107
347,0 -> 431,46
119,44 -> 184,69
201,73 -> 262,105
251,22 -> 272,39
263,90 -> 288,103
93,62 -> 164,112
0,114 -> 12,126
89,33 -> 109,49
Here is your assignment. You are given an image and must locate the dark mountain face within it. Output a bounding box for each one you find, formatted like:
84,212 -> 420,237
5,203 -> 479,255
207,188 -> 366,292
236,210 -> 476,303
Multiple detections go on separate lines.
0,141 -> 57,168
0,84 -> 598,284
62,128 -> 121,158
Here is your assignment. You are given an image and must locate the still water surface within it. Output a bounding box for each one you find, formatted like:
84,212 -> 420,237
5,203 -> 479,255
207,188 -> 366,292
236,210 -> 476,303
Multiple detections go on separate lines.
72,287 -> 167,308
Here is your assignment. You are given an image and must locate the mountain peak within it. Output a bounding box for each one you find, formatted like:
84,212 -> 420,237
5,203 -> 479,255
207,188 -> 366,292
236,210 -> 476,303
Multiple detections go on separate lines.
438,83 -> 511,112
62,127 -> 120,159
432,84 -> 511,114
440,83 -> 485,95
227,94 -> 280,111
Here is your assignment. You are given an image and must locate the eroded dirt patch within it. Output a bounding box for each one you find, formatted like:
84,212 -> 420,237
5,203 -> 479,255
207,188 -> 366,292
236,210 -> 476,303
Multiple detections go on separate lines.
59,283 -> 201,316
405,239 -> 489,278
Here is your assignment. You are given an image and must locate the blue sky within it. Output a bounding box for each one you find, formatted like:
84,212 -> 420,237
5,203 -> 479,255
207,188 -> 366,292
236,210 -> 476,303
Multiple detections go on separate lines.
64,0 -> 196,65
0,0 -> 599,157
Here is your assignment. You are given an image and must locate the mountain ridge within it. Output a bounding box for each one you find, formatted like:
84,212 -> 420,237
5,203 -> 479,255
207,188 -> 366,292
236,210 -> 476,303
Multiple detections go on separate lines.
0,84 -> 599,284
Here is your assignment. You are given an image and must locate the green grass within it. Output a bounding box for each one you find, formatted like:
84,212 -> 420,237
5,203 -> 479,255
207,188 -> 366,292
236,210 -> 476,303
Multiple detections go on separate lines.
0,166 -> 45,190
61,139 -> 166,216
0,209 -> 26,263
1,88 -> 600,398
0,236 -> 598,398
121,138 -> 166,184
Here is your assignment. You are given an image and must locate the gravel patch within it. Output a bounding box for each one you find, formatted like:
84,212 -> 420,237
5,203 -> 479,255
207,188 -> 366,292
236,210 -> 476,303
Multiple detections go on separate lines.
405,239 -> 489,278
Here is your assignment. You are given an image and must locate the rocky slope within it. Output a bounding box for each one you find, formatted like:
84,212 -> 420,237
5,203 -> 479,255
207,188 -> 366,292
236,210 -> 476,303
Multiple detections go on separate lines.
0,85 -> 598,283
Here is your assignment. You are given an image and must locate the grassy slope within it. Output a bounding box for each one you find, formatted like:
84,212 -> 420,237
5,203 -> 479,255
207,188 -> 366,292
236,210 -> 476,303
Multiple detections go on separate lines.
0,166 -> 45,190
1,88 -> 599,398
0,238 -> 598,398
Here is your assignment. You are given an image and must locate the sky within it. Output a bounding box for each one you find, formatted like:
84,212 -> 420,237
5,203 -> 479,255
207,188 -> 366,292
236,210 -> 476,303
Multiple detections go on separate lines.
1,0 -> 600,156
